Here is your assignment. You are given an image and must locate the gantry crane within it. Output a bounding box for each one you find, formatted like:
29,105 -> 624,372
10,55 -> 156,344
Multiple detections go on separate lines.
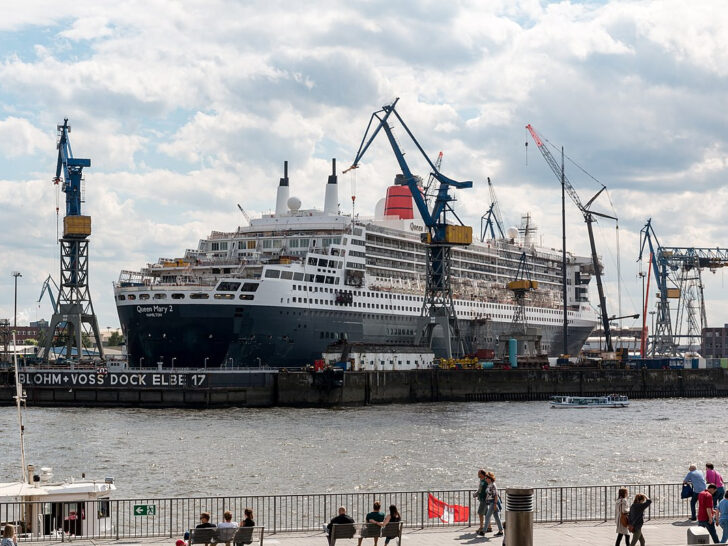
526,124 -> 617,352
638,218 -> 728,355
40,119 -> 104,362
345,98 -> 473,357
481,177 -> 506,241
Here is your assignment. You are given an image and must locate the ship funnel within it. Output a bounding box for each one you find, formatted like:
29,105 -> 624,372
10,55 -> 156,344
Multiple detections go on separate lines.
324,158 -> 338,215
275,160 -> 290,216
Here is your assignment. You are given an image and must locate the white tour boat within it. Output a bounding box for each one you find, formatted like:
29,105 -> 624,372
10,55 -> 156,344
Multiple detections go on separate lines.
549,394 -> 629,408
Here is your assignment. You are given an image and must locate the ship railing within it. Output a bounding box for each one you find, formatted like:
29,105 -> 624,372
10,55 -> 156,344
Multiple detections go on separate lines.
2,483 -> 689,541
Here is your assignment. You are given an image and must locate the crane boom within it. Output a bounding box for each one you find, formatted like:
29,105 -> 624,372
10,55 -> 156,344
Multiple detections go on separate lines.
526,123 -> 616,352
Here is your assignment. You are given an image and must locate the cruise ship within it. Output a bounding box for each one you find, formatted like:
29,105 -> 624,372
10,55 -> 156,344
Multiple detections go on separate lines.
114,163 -> 598,368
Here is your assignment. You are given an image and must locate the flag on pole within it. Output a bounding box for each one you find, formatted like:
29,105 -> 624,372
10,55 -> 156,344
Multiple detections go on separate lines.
427,493 -> 470,523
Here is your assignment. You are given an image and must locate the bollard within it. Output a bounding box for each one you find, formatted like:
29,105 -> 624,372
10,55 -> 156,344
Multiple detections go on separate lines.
686,526 -> 711,544
505,488 -> 534,546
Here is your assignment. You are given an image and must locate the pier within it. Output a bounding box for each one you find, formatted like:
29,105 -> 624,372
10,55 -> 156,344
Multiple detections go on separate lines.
0,367 -> 727,408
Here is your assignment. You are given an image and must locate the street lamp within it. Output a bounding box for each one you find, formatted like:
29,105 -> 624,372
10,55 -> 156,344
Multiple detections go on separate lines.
12,271 -> 21,329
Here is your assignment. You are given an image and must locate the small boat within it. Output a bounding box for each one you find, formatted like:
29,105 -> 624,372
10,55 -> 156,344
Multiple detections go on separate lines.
1,333 -> 116,539
550,394 -> 629,408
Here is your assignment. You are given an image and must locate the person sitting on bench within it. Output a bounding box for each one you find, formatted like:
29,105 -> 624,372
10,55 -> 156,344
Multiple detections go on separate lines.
326,506 -> 355,543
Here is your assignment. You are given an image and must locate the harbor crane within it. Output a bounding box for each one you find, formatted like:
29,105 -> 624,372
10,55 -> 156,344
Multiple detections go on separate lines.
526,124 -> 617,352
638,218 -> 728,355
480,177 -> 506,242
40,119 -> 104,362
508,252 -> 538,334
38,275 -> 60,314
345,98 -> 473,357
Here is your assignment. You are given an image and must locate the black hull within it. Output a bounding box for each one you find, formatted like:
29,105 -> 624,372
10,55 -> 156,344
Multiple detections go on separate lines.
117,303 -> 594,368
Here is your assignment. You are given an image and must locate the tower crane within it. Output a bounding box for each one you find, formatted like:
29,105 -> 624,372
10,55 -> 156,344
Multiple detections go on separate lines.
345,98 -> 473,357
481,177 -> 506,241
526,124 -> 617,352
638,218 -> 728,355
40,119 -> 104,362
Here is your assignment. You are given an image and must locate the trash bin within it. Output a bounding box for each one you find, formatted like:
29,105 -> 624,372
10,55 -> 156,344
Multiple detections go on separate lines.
505,487 -> 534,546
687,526 -> 711,544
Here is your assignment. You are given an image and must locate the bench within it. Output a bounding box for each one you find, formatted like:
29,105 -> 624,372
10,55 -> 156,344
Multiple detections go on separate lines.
329,522 -> 403,545
329,523 -> 356,545
188,526 -> 264,546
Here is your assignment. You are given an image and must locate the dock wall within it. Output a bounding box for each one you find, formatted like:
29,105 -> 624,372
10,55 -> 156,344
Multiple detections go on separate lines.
1,367 -> 726,408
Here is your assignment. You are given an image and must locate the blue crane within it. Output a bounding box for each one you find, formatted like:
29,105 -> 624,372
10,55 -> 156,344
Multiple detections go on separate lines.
55,118 -> 91,218
638,218 -> 728,355
38,275 -> 60,314
345,98 -> 473,356
526,123 -> 617,352
481,177 -> 506,241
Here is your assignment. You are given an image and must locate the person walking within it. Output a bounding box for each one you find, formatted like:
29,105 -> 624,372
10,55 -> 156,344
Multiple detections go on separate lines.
473,469 -> 488,535
614,487 -> 631,546
628,493 -> 651,546
483,472 -> 504,538
684,464 -> 707,521
717,491 -> 728,544
706,463 -> 725,508
698,484 -> 720,543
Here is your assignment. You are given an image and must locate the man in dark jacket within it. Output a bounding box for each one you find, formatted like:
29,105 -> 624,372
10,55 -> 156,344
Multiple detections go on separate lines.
326,507 -> 355,544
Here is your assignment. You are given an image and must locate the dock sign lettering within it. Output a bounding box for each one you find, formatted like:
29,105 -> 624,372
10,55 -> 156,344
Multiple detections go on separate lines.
133,504 -> 156,516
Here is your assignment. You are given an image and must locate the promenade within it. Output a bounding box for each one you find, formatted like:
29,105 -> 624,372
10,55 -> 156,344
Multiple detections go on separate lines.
30,519 -> 717,546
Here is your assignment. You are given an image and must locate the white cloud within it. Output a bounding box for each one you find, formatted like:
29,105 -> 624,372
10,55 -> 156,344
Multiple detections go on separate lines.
0,117 -> 52,157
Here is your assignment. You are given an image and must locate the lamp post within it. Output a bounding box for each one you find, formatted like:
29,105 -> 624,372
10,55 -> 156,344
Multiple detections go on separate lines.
12,271 -> 21,329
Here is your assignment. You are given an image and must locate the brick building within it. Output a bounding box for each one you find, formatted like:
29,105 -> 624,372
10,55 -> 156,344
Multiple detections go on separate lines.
702,325 -> 728,358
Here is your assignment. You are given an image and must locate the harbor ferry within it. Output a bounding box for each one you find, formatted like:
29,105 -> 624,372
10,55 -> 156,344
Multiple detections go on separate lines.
550,395 -> 630,408
115,162 -> 599,368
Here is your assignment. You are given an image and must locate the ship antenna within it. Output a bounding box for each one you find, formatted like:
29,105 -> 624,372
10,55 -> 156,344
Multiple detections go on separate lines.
12,331 -> 27,483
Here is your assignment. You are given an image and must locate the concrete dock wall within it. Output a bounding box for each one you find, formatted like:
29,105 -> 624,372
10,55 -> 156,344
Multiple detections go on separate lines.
3,368 -> 727,408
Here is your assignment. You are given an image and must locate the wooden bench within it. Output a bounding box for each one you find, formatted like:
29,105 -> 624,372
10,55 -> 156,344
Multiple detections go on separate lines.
329,523 -> 356,545
188,526 -> 264,546
329,522 -> 403,545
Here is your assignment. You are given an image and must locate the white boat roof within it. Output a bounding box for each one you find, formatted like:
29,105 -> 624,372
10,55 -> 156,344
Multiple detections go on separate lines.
0,480 -> 115,499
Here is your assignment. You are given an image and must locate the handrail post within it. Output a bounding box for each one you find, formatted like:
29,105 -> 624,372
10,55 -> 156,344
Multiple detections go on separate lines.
647,485 -> 652,521
420,492 -> 425,529
559,488 -> 563,524
604,486 -> 607,522
169,498 -> 174,538
273,496 -> 277,534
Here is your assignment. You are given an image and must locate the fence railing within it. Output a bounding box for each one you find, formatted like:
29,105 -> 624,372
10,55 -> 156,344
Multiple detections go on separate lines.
2,483 -> 689,541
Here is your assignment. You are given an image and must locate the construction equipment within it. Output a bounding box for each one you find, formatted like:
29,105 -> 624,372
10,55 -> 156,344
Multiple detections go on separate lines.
638,218 -> 728,355
236,204 -> 251,225
507,252 -> 538,334
526,124 -> 617,352
38,275 -> 60,314
480,177 -> 506,241
40,119 -> 104,362
345,98 -> 473,357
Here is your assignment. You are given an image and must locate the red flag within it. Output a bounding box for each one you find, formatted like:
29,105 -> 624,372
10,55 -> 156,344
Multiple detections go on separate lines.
427,493 -> 470,523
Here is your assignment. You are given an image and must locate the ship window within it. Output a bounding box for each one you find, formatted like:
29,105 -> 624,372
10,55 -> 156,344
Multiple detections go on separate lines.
316,275 -> 325,283
153,293 -> 167,300
214,293 -> 234,300
305,274 -> 314,282
241,282 -> 259,292
308,257 -> 318,266
263,240 -> 272,248
139,294 -> 150,300
335,278 -> 340,285
281,271 -> 293,280
98,498 -> 110,518
247,240 -> 256,249
190,293 -> 209,299
217,281 -> 241,291
325,276 -> 334,284
239,294 -> 254,300
117,295 -> 126,301
293,272 -> 304,280
172,293 -> 185,299
128,294 -> 136,300
265,269 -> 280,279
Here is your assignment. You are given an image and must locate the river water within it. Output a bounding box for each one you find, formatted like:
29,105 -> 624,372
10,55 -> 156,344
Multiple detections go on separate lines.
0,398 -> 723,498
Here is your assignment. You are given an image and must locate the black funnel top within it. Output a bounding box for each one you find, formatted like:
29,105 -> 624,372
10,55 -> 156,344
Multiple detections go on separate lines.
327,158 -> 337,185
279,160 -> 289,187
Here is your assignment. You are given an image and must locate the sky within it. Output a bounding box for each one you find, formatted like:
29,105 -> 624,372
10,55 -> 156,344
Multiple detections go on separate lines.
1,0 -> 727,337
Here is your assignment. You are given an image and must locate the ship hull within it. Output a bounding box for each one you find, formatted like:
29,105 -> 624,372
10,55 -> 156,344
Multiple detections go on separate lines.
118,303 -> 593,368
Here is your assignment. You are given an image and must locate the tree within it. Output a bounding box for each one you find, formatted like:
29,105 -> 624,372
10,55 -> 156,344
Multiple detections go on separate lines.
108,331 -> 124,346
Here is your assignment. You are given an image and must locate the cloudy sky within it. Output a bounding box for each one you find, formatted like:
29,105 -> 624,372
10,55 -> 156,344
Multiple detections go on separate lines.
1,0 -> 727,339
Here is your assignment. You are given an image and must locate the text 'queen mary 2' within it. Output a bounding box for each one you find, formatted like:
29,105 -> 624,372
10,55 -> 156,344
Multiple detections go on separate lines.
114,163 -> 598,368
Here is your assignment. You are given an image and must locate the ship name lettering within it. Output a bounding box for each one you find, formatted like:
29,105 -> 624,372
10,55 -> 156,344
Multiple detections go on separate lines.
409,223 -> 423,232
110,374 -> 147,386
152,374 -> 186,386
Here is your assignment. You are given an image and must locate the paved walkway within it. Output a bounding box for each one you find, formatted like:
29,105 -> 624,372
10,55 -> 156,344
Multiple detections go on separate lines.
49,519 -> 723,546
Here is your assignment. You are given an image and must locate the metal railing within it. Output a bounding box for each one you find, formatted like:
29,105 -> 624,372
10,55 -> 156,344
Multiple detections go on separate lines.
1,483 -> 689,541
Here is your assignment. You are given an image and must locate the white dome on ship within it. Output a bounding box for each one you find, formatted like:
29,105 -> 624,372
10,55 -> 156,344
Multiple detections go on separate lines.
506,226 -> 519,239
287,197 -> 301,211
374,198 -> 386,219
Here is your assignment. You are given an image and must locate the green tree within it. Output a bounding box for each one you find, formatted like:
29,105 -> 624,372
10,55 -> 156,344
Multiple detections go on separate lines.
108,331 -> 124,346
